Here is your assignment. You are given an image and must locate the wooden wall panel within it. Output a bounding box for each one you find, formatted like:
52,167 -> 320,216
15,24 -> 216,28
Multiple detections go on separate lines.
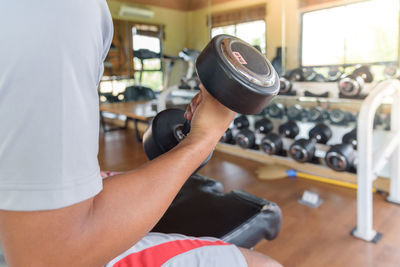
299,0 -> 341,8
118,0 -> 244,11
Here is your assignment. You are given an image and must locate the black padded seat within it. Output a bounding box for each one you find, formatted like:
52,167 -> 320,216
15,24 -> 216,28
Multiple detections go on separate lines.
153,174 -> 282,248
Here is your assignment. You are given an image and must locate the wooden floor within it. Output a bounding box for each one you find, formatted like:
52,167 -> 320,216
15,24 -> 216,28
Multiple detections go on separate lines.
99,128 -> 400,267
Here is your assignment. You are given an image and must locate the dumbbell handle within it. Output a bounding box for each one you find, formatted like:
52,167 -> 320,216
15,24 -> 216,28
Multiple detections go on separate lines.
182,120 -> 191,136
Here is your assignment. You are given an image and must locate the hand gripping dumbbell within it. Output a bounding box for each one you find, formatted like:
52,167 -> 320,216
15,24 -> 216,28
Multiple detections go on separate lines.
289,123 -> 332,163
261,120 -> 299,155
338,65 -> 373,97
143,35 -> 280,168
235,117 -> 273,149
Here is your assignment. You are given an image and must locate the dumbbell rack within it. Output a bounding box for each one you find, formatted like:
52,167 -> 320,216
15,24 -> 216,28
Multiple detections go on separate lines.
216,79 -> 400,242
352,79 -> 400,242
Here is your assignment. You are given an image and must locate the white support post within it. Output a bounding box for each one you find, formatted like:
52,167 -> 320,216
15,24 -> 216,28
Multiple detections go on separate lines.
387,86 -> 400,204
352,79 -> 400,242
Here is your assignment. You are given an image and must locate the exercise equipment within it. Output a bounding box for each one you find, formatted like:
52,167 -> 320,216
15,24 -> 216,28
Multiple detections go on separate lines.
261,120 -> 299,155
254,118 -> 273,134
220,128 -> 233,143
153,174 -> 282,248
327,66 -> 343,82
384,64 -> 400,79
234,115 -> 250,129
342,128 -> 357,149
306,106 -> 326,122
338,65 -> 373,98
279,77 -> 293,95
328,109 -> 356,125
288,68 -> 305,81
289,123 -> 332,162
286,104 -> 304,121
265,102 -> 285,118
325,144 -> 356,172
236,129 -> 256,149
143,34 -> 279,168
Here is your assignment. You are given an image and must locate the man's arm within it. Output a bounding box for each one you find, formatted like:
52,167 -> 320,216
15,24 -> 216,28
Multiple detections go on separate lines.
0,88 -> 236,267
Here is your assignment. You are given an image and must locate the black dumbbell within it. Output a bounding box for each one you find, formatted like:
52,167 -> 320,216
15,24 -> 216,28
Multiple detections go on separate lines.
143,34 -> 279,169
233,115 -> 250,129
266,102 -> 285,119
286,104 -> 304,121
220,128 -> 233,143
288,68 -> 305,81
261,120 -> 299,155
327,66 -> 342,82
255,118 -> 273,134
342,128 -> 357,149
384,64 -> 400,79
306,106 -> 327,122
325,144 -> 356,172
338,65 -> 373,97
289,123 -> 332,162
235,129 -> 256,149
303,68 -> 327,82
279,77 -> 293,94
328,109 -> 356,125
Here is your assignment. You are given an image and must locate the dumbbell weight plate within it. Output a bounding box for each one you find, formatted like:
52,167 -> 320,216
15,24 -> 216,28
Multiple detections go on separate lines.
325,144 -> 356,172
235,129 -> 256,149
234,115 -> 249,129
278,120 -> 299,139
309,123 -> 332,144
196,34 -> 280,115
352,65 -> 373,83
307,107 -> 324,122
255,118 -> 273,134
266,102 -> 285,118
261,133 -> 283,155
286,104 -> 303,121
221,128 -> 233,143
342,129 -> 357,149
338,75 -> 364,97
279,77 -> 292,94
143,109 -> 212,168
289,139 -> 315,162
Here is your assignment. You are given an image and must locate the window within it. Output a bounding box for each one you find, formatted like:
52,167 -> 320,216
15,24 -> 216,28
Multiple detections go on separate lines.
301,0 -> 399,67
211,20 -> 266,54
133,28 -> 163,91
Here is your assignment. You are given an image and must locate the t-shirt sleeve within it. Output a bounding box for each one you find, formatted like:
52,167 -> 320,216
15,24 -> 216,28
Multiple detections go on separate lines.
0,0 -> 113,211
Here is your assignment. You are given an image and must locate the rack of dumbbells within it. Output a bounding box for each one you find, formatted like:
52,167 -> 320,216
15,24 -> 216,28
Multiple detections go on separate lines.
217,95 -> 392,192
217,79 -> 400,243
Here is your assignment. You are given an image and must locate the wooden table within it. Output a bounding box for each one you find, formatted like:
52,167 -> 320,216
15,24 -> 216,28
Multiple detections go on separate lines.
99,100 -> 156,141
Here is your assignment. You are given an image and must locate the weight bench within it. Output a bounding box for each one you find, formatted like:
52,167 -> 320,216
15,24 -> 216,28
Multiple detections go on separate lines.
153,174 -> 282,248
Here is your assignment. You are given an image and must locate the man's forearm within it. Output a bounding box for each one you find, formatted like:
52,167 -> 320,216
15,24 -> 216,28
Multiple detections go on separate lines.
85,135 -> 217,265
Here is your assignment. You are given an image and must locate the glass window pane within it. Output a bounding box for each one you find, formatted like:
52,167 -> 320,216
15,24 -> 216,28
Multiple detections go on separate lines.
302,6 -> 347,66
344,0 -> 399,64
132,34 -> 160,53
235,20 -> 266,54
211,25 -> 236,37
301,0 -> 399,66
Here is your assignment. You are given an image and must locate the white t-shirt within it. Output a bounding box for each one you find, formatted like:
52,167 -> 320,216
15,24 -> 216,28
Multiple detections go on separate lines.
0,0 -> 113,211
